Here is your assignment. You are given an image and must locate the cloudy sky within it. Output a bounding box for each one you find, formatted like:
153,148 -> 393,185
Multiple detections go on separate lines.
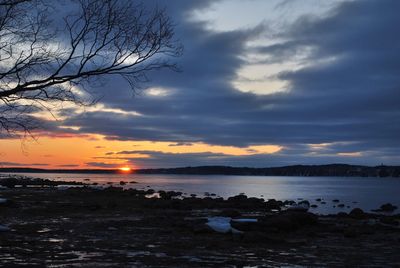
1,0 -> 399,169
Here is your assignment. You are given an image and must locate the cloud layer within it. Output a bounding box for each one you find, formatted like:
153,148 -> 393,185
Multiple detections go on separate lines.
50,0 -> 400,167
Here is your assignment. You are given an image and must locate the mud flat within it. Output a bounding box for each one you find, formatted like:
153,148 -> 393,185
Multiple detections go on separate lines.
0,180 -> 399,267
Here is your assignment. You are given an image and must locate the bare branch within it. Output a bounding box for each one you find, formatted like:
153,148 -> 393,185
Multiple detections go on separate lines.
0,0 -> 181,135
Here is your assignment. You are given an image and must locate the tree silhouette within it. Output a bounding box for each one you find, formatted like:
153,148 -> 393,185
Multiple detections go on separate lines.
0,0 -> 181,135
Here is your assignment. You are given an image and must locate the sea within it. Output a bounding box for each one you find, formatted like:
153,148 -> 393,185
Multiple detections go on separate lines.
3,173 -> 400,214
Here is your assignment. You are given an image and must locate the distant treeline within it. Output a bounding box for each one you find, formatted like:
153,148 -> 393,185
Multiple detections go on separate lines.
0,168 -> 116,174
0,164 -> 399,177
135,164 -> 400,177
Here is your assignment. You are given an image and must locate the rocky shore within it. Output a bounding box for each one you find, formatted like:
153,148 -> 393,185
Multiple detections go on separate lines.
0,177 -> 399,267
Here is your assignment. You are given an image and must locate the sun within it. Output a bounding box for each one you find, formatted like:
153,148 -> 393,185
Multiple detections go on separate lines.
119,167 -> 131,172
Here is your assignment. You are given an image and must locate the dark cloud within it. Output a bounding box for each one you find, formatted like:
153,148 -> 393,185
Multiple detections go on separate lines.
57,0 -> 400,166
85,162 -> 120,168
168,142 -> 193,147
57,164 -> 80,168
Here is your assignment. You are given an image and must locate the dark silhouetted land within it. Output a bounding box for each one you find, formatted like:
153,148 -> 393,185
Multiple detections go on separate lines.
1,164 -> 399,177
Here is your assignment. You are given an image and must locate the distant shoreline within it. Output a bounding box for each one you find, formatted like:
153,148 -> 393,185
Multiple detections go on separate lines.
0,164 -> 399,177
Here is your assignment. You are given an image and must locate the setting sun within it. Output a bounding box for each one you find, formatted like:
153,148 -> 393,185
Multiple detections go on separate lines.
119,167 -> 131,172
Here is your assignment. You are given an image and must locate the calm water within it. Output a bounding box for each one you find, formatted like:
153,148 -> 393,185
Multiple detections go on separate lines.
4,173 -> 400,214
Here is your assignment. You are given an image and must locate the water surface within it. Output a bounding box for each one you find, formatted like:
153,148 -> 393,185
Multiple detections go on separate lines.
3,173 -> 399,214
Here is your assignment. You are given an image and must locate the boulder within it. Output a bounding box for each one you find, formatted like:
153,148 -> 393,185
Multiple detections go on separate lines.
349,208 -> 366,219
298,200 -> 310,207
337,212 -> 348,218
265,199 -> 282,211
379,203 -> 398,212
283,200 -> 296,206
227,194 -> 248,202
287,201 -> 310,212
258,211 -> 318,232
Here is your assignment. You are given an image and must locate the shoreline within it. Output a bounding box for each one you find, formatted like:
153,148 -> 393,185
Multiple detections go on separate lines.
0,176 -> 399,266
2,163 -> 400,177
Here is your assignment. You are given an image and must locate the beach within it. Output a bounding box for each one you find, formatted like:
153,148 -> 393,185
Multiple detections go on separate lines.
0,177 -> 399,267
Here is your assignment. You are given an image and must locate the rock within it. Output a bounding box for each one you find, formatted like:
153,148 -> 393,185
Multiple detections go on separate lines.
206,217 -> 232,233
258,211 -> 318,232
119,181 -> 126,185
332,199 -> 340,203
299,200 -> 310,207
265,199 -> 282,211
158,190 -> 182,200
315,198 -> 322,202
227,194 -> 248,202
321,201 -> 326,204
337,212 -> 348,218
283,200 -> 296,206
287,201 -> 310,212
337,204 -> 345,208
248,197 -> 265,203
379,203 -> 398,212
146,189 -> 155,195
349,208 -> 366,219
310,204 -> 318,208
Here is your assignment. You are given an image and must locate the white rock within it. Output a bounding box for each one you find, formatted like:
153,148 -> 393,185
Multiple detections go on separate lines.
206,217 -> 256,234
206,217 -> 232,233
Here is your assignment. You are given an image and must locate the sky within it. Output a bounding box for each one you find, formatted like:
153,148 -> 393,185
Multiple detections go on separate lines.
1,0 -> 399,169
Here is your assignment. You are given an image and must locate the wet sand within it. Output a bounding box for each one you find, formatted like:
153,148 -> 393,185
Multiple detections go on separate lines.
0,184 -> 399,267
